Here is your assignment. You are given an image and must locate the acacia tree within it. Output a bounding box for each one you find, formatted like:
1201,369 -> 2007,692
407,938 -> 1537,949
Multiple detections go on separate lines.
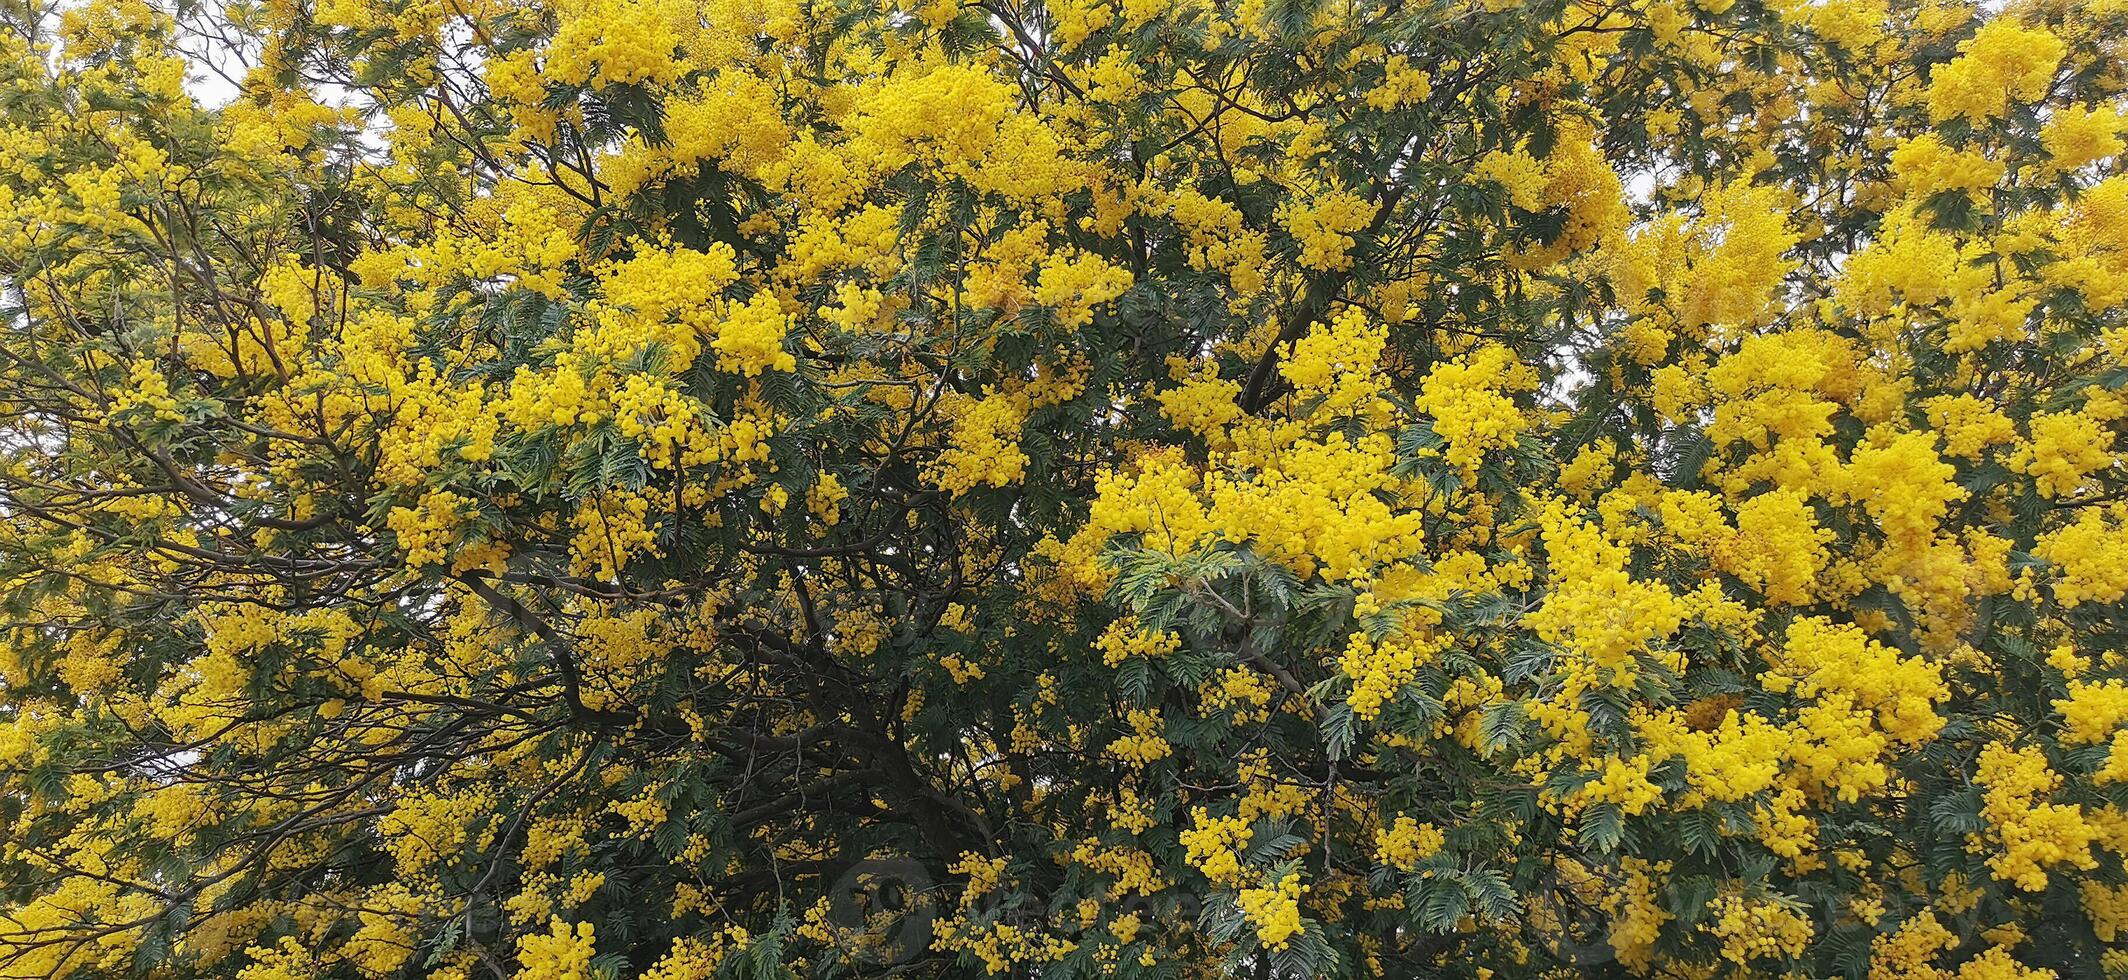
2,0 -> 2127,974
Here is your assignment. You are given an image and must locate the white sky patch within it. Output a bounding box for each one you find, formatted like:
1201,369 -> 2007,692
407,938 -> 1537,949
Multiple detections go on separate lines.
169,0 -> 248,108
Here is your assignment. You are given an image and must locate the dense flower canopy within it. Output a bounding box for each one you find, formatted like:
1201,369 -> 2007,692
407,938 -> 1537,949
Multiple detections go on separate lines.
2,0 -> 2127,975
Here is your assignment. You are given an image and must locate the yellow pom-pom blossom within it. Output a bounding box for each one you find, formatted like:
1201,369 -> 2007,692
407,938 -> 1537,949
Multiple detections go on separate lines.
1973,743 -> 2100,892
1181,808 -> 1254,887
1704,894 -> 1814,966
1279,188 -> 1376,272
1237,871 -> 1308,950
928,390 -> 1033,494
516,919 -> 597,980
2009,410 -> 2115,499
1412,343 -> 1539,478
2041,104 -> 2126,172
1373,815 -> 1445,871
1927,19 -> 2066,124
2034,503 -> 2128,608
1524,499 -> 1685,682
8,0 -> 2128,976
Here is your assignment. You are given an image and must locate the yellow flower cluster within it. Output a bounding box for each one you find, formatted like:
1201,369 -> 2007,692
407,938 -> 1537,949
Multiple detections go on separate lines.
2055,679 -> 2128,746
1279,309 -> 1388,414
662,72 -> 793,178
1926,19 -> 2066,124
1060,456 -> 1213,585
1279,189 -> 1375,272
386,490 -> 468,570
641,927 -> 749,980
1845,432 -> 1967,557
595,240 -> 737,367
1364,55 -> 1431,110
105,358 -> 184,423
1161,186 -> 1270,300
1869,911 -> 1957,979
1033,250 -> 1133,328
1580,754 -> 1665,817
1524,500 -> 1684,681
1955,947 -> 2056,980
807,474 -> 848,525
1202,667 -> 1273,724
950,851 -> 1010,907
1472,147 -> 1547,211
1373,815 -> 1445,871
1412,344 -> 1537,477
1207,433 -> 1426,582
939,653 -> 985,684
569,493 -> 662,580
931,919 -> 1075,975
2034,503 -> 2128,608
1704,894 -> 1814,966
1890,133 -> 2002,199
610,377 -> 708,470
2042,104 -> 2125,171
1181,808 -> 1253,887
1764,616 -> 1947,748
1607,858 -> 1674,973
1340,629 -> 1442,722
2009,410 -> 2114,499
1106,708 -> 1171,766
1607,181 -> 1799,341
1639,708 -> 1788,805
1835,210 -> 1959,316
1973,742 -> 2099,892
1923,395 -> 2017,459
1508,119 -> 1631,269
515,918 -> 596,980
1070,839 -> 1168,897
1157,366 -> 1246,438
1720,488 -> 1832,606
710,291 -> 797,377
929,391 -> 1031,494
1095,617 -> 1180,667
2085,880 -> 2128,942
1237,871 -> 1307,950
